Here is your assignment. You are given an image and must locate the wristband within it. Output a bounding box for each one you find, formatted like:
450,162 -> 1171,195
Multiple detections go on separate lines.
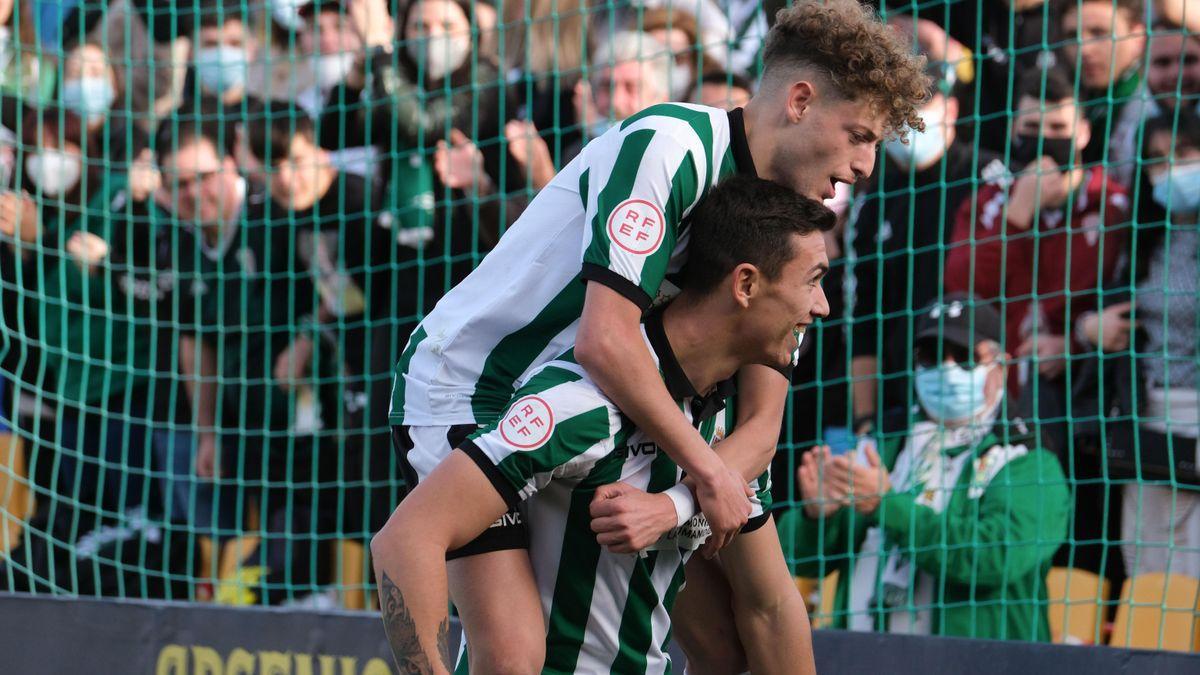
663,483 -> 697,527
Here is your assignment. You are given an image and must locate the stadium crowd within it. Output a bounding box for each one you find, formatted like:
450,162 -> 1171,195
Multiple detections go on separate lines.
0,0 -> 1196,648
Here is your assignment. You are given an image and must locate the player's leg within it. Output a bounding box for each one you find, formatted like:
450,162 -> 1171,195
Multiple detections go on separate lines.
392,425 -> 545,675
672,554 -> 748,675
717,515 -> 816,675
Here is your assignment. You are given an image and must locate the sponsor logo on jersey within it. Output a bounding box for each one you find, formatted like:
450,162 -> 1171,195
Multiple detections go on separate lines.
620,441 -> 659,458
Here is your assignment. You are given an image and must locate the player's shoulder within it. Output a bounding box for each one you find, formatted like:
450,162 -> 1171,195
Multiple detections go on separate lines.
606,103 -> 730,150
493,358 -> 619,450
513,355 -> 614,413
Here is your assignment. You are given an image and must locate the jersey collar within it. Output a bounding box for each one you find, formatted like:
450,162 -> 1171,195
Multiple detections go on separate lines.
644,309 -> 737,422
728,108 -> 758,178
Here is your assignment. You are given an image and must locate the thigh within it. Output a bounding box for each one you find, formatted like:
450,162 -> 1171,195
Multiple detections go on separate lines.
672,554 -> 746,675
718,515 -> 797,605
447,548 -> 545,673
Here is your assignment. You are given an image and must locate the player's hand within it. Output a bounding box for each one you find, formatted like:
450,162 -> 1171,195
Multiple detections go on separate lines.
797,446 -> 845,519
196,433 -> 218,479
693,464 -> 751,558
273,335 -> 314,391
589,482 -> 678,553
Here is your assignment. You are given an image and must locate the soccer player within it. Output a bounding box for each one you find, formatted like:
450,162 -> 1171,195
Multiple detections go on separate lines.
375,175 -> 833,672
380,0 -> 928,670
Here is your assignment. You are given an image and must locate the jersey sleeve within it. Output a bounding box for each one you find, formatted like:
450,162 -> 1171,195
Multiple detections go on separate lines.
579,123 -> 705,309
459,367 -> 621,509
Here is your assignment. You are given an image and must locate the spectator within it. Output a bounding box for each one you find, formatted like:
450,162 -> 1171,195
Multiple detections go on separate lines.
184,0 -> 259,111
691,70 -> 753,111
59,42 -> 162,203
779,295 -> 1069,641
501,30 -> 674,192
295,0 -> 366,121
1080,111 -> 1200,578
0,0 -> 55,102
885,0 -> 1058,154
1144,20 -> 1200,116
156,112 -> 337,605
945,67 -> 1128,397
1060,0 -> 1148,178
1,106 -> 213,551
847,55 -> 1006,437
637,8 -> 704,100
245,104 -> 400,553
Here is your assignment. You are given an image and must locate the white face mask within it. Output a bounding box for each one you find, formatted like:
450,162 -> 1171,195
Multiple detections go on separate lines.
669,62 -> 693,101
26,149 -> 83,196
316,52 -> 356,91
406,34 -> 470,82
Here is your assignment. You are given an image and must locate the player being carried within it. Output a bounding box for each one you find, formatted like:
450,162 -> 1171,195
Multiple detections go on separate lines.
375,1 -> 928,672
379,176 -> 832,673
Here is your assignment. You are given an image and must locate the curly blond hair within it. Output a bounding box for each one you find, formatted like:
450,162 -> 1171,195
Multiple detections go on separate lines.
763,0 -> 931,137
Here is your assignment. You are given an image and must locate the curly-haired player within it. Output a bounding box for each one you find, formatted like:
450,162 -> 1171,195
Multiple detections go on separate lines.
373,1 -> 929,672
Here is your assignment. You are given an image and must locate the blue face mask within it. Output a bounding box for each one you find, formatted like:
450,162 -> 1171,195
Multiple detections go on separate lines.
195,45 -> 248,94
61,77 -> 115,123
1152,163 -> 1200,215
885,107 -> 947,169
914,363 -> 993,424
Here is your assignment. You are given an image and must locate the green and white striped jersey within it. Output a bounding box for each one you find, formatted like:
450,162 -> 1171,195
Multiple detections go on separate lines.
389,104 -> 757,427
460,313 -> 768,674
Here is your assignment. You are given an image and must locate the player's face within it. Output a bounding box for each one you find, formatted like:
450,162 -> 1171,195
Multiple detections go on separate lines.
744,232 -> 831,370
772,95 -> 882,201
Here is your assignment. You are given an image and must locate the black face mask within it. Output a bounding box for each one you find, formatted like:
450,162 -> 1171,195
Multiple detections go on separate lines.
1010,134 -> 1076,169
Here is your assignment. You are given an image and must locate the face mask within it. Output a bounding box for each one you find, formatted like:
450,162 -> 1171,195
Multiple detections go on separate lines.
406,34 -> 469,82
885,107 -> 947,169
195,45 -> 248,94
914,362 -> 994,424
61,77 -> 116,123
316,52 -> 356,91
26,149 -> 83,197
669,63 -> 693,101
1011,133 -> 1075,169
1152,162 -> 1200,214
270,0 -> 308,31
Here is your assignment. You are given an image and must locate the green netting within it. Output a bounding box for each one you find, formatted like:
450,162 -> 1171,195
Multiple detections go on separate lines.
0,0 -> 1196,653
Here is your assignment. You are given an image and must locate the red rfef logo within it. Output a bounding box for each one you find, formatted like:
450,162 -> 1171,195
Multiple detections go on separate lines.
607,199 -> 666,255
500,395 -> 556,449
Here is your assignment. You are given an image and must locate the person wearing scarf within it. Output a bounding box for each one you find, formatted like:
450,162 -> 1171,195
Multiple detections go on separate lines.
778,294 -> 1069,641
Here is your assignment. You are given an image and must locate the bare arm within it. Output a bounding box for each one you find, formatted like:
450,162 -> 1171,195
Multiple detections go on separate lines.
711,365 -> 789,482
575,284 -> 750,551
371,450 -> 510,674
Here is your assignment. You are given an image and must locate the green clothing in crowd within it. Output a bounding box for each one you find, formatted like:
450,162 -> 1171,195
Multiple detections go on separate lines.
778,418 -> 1069,642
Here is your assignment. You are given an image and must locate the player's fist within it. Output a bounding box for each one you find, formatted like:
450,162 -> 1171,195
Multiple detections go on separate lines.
590,482 -> 678,554
693,465 -> 751,558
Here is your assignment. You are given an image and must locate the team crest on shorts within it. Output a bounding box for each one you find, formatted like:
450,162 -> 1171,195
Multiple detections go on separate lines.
500,395 -> 556,449
607,199 -> 666,255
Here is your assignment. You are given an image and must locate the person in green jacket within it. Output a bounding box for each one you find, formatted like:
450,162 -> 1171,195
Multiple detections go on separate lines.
778,293 -> 1069,642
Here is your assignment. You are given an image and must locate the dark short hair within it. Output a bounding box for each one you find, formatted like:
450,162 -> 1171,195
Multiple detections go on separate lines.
246,102 -> 315,165
196,0 -> 250,30
681,176 -> 835,294
1016,66 -> 1077,106
155,98 -> 236,161
1059,0 -> 1145,24
1141,108 -> 1200,160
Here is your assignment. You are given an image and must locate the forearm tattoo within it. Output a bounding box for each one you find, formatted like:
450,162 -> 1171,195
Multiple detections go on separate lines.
380,571 -> 453,673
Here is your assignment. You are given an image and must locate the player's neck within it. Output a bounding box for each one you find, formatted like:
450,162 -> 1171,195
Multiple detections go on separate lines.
660,300 -> 743,396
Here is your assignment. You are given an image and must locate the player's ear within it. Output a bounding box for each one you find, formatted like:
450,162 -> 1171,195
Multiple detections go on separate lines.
786,80 -> 816,124
731,263 -> 760,308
